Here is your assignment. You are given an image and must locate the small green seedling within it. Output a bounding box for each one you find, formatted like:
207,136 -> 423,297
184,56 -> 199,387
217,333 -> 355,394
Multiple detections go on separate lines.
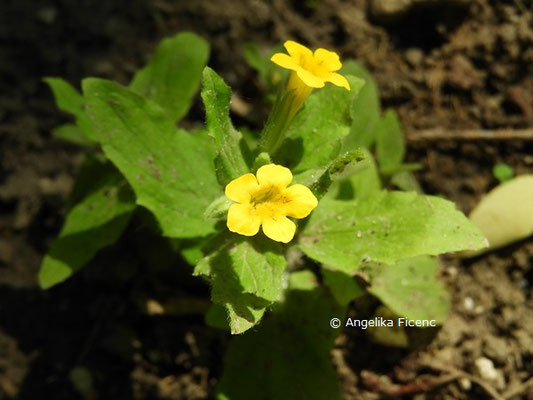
493,162 -> 514,183
42,33 -> 486,399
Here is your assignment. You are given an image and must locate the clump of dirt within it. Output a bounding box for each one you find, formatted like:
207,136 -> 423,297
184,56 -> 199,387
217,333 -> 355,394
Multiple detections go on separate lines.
361,0 -> 533,130
0,0 -> 532,399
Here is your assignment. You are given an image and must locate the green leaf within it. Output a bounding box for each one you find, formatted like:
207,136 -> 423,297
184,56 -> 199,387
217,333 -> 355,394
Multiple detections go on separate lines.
39,167 -> 135,289
348,151 -> 382,199
327,148 -> 381,201
67,154 -> 116,208
178,236 -> 212,266
278,76 -> 365,178
366,305 -> 409,348
194,236 -> 287,334
217,287 -> 343,400
493,163 -> 514,183
322,268 -> 365,306
44,77 -> 96,140
44,77 -> 84,112
288,269 -> 318,290
376,109 -> 406,174
299,191 -> 487,273
243,43 -> 286,92
130,32 -> 209,122
300,149 -> 367,200
204,195 -> 232,222
390,171 -> 423,192
251,152 -> 272,172
83,78 -> 221,238
52,124 -> 96,146
365,256 -> 450,323
201,67 -> 249,186
243,43 -> 270,79
341,61 -> 381,150
205,304 -> 231,331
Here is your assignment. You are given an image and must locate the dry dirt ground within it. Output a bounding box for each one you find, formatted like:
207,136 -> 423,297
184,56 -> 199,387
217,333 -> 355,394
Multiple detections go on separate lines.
0,0 -> 532,399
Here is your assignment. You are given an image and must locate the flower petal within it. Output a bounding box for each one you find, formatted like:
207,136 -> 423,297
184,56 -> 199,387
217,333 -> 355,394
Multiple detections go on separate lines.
271,53 -> 299,71
227,204 -> 261,236
284,184 -> 318,218
295,68 -> 325,88
225,173 -> 259,203
284,40 -> 312,60
262,216 -> 296,243
325,72 -> 350,90
314,48 -> 342,71
256,164 -> 293,188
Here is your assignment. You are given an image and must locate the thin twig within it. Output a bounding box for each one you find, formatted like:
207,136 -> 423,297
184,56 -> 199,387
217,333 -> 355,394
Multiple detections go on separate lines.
502,376 -> 533,400
386,374 -> 459,396
361,370 -> 460,396
421,360 -> 505,400
406,128 -> 533,142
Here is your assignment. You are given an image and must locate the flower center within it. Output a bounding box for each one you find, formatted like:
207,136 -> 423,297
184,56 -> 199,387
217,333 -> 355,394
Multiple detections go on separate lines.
251,185 -> 284,204
250,185 -> 289,218
300,54 -> 328,78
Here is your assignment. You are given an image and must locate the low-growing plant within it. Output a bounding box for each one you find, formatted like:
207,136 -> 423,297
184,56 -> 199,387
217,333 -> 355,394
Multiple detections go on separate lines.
42,32 -> 486,399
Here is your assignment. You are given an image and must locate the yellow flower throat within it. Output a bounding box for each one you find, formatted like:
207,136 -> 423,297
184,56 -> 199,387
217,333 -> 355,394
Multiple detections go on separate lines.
250,185 -> 288,218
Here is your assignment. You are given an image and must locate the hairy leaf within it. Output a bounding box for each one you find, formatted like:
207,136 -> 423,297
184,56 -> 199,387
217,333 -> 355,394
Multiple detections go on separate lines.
327,148 -> 381,201
52,124 -> 96,147
194,236 -> 286,334
390,170 -> 423,192
201,67 -> 249,186
322,268 -> 364,306
297,149 -> 366,199
217,283 -> 343,399
44,77 -> 96,141
39,166 -> 135,289
341,61 -> 381,150
243,43 -> 287,92
277,76 -> 365,179
299,191 -> 487,273
83,78 -> 221,238
376,109 -> 406,174
366,256 -> 450,323
130,32 -> 209,121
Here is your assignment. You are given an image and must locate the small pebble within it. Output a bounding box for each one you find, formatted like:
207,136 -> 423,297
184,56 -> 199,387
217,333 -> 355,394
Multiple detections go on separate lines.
446,266 -> 458,279
463,296 -> 475,311
146,299 -> 164,315
474,357 -> 498,381
405,48 -> 424,67
369,0 -> 412,22
459,377 -> 471,390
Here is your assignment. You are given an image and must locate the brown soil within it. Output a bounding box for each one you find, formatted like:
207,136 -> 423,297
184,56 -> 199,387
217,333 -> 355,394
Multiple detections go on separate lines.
0,0 -> 532,399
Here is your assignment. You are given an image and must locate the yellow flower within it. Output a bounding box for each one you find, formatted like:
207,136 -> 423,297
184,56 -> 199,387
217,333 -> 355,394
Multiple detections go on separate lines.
271,40 -> 350,91
261,41 -> 351,154
225,164 -> 318,243
271,41 -> 350,116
